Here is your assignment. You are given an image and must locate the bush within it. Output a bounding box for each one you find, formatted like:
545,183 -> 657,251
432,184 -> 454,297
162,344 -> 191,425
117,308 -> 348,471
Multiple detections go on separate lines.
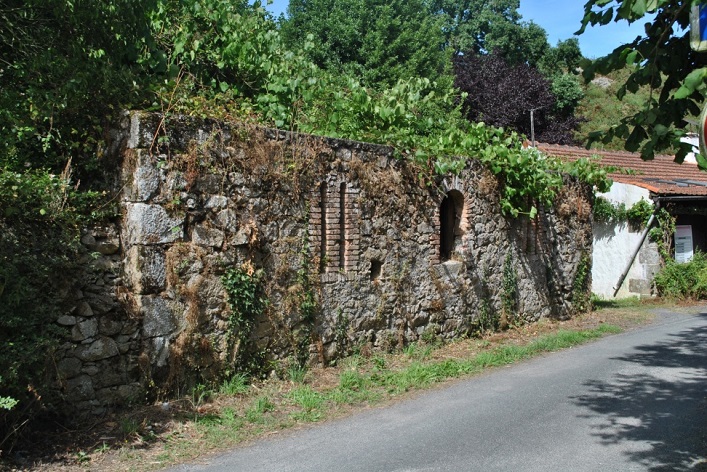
0,165 -> 99,452
653,251 -> 707,300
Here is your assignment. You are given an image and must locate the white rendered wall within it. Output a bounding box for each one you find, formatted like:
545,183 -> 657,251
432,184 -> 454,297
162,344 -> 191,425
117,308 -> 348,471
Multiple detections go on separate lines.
592,183 -> 656,299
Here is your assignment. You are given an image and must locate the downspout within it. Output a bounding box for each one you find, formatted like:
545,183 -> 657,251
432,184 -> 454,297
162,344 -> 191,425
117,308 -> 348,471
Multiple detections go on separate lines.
612,201 -> 660,297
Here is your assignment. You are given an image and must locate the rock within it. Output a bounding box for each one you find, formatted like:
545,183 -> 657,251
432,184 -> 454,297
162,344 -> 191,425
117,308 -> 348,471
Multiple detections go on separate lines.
124,246 -> 166,294
192,225 -> 224,248
76,337 -> 120,362
591,76 -> 613,89
71,318 -> 99,342
149,336 -> 171,367
84,293 -> 115,316
123,203 -> 184,246
215,209 -> 239,232
132,151 -> 160,202
65,375 -> 95,401
81,234 -> 97,248
95,241 -> 120,255
205,195 -> 229,209
56,358 -> 82,379
231,229 -> 250,246
57,315 -> 77,326
74,301 -> 94,318
140,296 -> 177,338
99,318 -> 124,337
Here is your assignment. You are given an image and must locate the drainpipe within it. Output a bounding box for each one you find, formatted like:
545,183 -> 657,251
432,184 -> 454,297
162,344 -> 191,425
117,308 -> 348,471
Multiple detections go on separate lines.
612,203 -> 659,298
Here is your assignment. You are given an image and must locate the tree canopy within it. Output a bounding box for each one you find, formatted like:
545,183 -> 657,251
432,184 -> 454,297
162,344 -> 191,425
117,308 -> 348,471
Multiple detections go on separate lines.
280,0 -> 451,87
578,0 -> 707,163
454,52 -> 581,145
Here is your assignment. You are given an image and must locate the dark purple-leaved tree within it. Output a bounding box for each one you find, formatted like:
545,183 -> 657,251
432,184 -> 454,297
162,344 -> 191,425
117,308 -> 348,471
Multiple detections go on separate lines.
453,52 -> 581,144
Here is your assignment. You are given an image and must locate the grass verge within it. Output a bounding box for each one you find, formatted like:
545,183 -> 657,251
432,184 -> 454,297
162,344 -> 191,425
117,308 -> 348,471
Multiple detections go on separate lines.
21,317 -> 634,472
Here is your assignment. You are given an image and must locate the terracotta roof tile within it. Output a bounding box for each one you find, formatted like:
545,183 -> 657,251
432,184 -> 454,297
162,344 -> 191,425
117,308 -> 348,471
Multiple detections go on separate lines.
536,143 -> 707,196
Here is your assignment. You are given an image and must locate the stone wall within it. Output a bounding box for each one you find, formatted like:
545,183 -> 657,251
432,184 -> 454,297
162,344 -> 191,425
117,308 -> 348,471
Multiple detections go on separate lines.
51,111 -> 593,414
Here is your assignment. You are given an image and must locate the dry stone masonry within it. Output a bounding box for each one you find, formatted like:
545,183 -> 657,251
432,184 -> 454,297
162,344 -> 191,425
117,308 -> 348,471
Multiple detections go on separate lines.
51,111 -> 593,415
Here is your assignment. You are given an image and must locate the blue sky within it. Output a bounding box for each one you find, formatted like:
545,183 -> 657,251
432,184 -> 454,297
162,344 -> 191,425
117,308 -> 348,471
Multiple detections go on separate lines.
261,0 -> 649,59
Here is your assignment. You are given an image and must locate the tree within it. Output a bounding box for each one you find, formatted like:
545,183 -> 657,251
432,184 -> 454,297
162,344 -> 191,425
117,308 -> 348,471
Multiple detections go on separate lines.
0,0 -> 154,174
279,0 -> 450,88
426,0 -> 522,53
539,38 -> 583,75
453,52 -> 581,144
485,20 -> 550,67
577,0 -> 707,163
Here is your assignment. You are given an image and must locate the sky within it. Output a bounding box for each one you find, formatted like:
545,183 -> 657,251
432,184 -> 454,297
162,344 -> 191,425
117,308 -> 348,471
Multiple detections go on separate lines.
261,0 -> 650,59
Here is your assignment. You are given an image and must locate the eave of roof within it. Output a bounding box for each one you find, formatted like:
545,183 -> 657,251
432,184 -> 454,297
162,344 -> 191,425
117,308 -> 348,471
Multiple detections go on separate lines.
536,143 -> 707,197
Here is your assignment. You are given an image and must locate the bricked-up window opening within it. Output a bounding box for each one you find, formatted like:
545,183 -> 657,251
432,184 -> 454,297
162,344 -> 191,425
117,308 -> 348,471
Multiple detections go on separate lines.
339,182 -> 346,270
319,181 -> 327,273
440,190 -> 464,261
370,260 -> 382,281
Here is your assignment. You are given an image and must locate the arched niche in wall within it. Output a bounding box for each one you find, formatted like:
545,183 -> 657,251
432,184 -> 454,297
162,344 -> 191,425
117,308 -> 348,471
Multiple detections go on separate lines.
440,189 -> 464,262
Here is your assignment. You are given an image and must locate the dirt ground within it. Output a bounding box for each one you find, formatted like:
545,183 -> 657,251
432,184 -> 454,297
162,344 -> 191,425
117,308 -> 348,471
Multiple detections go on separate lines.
3,300 -> 696,472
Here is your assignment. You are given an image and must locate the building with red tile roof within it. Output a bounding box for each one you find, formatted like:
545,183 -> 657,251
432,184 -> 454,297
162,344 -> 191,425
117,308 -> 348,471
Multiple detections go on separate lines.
536,143 -> 707,299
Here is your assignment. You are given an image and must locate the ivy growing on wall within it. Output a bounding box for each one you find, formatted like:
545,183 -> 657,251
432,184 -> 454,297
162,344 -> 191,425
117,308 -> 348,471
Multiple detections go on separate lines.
593,196 -> 654,229
221,262 -> 267,376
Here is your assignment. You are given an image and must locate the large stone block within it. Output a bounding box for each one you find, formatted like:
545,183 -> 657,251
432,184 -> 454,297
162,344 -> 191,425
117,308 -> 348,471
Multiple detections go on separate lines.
124,150 -> 160,202
139,296 -> 178,338
124,203 -> 184,246
125,246 -> 166,294
75,337 -> 120,362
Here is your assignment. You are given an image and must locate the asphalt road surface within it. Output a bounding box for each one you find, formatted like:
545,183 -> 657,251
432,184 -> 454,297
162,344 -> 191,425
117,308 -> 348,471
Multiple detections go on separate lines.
171,309 -> 707,471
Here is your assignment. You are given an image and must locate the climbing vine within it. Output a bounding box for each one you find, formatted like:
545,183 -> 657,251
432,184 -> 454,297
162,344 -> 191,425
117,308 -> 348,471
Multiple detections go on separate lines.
571,253 -> 591,313
500,253 -> 518,326
221,262 -> 267,375
648,208 -> 677,264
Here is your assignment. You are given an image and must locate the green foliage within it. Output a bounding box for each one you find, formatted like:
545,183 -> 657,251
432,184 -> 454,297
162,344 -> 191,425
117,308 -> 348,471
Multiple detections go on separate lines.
593,196 -> 653,228
427,0 -> 523,54
281,0 -> 452,88
572,253 -> 592,313
539,38 -> 583,75
577,0 -> 703,162
501,253 -> 518,319
288,386 -> 324,422
0,166 -> 103,425
245,396 -> 274,423
0,0 -> 153,174
0,376 -> 17,411
649,208 -> 677,263
593,196 -> 627,223
551,74 -> 584,113
625,198 -> 654,227
221,264 -> 267,375
219,374 -> 250,396
563,157 -> 613,193
654,251 -> 707,300
575,67 -> 656,150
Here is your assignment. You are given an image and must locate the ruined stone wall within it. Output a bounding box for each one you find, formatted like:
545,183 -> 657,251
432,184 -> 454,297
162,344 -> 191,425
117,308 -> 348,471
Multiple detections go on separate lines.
51,111 -> 592,414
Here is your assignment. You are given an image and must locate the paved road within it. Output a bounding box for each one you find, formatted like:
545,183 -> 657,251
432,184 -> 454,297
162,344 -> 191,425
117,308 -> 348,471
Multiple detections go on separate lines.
171,309 -> 707,471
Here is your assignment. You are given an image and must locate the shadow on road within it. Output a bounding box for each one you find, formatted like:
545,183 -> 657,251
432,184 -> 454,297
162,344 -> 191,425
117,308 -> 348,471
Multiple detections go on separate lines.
572,313 -> 707,471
